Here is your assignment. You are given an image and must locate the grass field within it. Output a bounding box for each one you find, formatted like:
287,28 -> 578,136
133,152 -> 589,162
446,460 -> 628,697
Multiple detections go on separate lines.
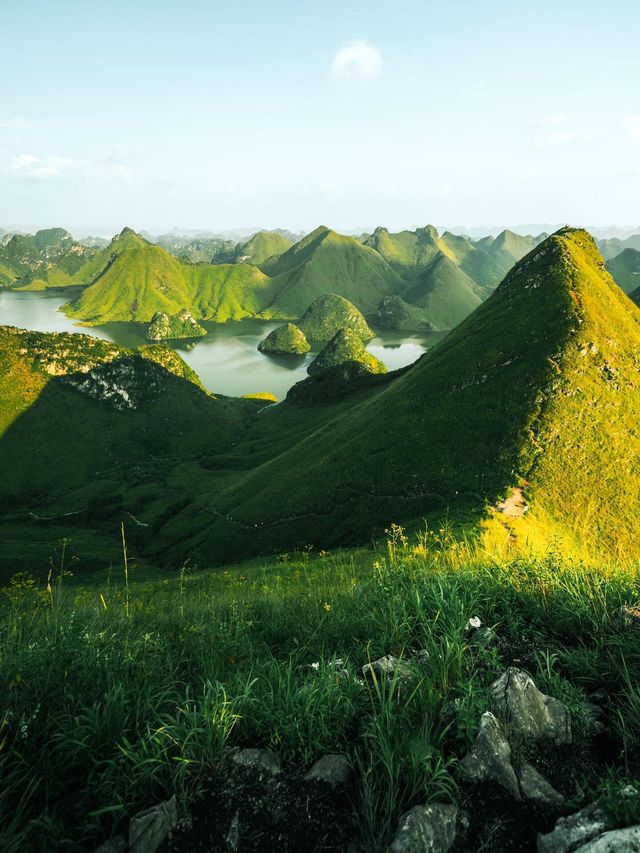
2,526 -> 640,851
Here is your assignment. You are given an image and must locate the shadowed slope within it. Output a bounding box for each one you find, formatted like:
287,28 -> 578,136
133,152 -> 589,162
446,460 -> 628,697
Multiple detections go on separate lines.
606,248 -> 640,293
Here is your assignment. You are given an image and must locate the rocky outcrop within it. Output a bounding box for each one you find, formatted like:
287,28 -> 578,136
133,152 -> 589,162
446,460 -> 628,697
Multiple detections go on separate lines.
389,803 -> 463,853
146,308 -> 206,341
490,667 -> 572,744
460,711 -> 521,800
129,795 -> 177,853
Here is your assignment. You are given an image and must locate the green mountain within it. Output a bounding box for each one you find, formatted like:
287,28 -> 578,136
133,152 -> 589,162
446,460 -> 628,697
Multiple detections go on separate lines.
436,230 -> 507,293
307,328 -> 387,376
605,248 -> 640,293
236,230 -> 293,265
376,295 -> 434,331
0,228 -> 108,290
165,228 -> 640,564
0,234 -> 40,285
64,228 -> 270,324
362,225 -> 441,278
297,293 -> 374,341
31,227 -> 74,252
259,226 -> 405,317
257,323 -> 310,355
598,233 -> 640,261
400,253 -> 483,331
485,229 -> 544,272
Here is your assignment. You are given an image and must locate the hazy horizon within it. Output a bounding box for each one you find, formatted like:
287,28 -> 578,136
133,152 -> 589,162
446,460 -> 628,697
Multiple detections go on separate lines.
2,0 -> 640,230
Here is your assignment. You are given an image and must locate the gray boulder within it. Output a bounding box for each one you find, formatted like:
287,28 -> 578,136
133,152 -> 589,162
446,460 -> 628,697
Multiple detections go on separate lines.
460,711 -> 521,800
490,668 -> 572,744
229,747 -> 282,777
518,763 -> 564,806
129,795 -> 177,853
389,803 -> 460,853
537,803 -> 612,853
304,753 -> 352,786
576,825 -> 640,851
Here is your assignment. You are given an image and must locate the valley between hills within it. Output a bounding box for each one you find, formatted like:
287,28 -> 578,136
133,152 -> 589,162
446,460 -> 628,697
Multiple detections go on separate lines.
2,223 -> 640,852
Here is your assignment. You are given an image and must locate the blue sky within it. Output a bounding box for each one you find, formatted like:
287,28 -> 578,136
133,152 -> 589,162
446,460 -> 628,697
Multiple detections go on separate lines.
1,0 -> 639,233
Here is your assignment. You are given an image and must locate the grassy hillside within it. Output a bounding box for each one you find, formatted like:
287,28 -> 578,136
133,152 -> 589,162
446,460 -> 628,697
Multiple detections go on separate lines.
0,229 -> 107,290
605,248 -> 640,293
164,228 -> 640,564
436,230 -> 506,293
237,230 -> 293,265
260,226 -> 405,317
63,229 -> 271,324
362,225 -> 441,278
402,253 -> 483,330
485,229 -> 544,271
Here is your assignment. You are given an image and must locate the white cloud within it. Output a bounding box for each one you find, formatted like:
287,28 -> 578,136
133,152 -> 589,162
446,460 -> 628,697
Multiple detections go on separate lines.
623,116 -> 640,141
329,40 -> 382,81
535,115 -> 603,149
11,153 -> 85,178
541,112 -> 569,128
0,117 -> 31,130
9,149 -> 132,181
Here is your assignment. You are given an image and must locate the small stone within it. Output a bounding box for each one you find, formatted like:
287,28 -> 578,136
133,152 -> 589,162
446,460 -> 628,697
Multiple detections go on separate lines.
620,604 -> 640,629
468,626 -> 496,648
229,747 -> 282,776
518,763 -> 564,806
460,711 -> 521,800
389,803 -> 460,853
304,753 -> 352,786
362,655 -> 416,693
490,668 -> 572,744
413,649 -> 430,667
225,812 -> 240,851
129,795 -> 177,853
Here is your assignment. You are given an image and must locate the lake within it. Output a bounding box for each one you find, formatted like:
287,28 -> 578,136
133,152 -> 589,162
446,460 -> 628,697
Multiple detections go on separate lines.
0,288 -> 446,399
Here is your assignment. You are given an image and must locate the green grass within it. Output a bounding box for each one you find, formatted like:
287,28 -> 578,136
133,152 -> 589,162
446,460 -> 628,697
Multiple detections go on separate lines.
1,528 -> 639,851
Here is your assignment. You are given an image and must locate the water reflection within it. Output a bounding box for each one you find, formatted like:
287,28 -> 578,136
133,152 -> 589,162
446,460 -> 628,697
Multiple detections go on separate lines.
0,289 -> 445,398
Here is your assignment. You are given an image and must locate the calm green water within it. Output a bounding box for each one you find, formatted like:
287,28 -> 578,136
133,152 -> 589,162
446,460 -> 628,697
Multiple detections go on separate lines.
0,289 -> 444,399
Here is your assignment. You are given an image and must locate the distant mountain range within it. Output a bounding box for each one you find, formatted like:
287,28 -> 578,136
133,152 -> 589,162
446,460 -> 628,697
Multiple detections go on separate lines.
2,224 -> 640,336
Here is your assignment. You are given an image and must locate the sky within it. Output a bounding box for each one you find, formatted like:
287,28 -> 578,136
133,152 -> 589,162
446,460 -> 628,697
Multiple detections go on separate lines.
1,0 -> 640,234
